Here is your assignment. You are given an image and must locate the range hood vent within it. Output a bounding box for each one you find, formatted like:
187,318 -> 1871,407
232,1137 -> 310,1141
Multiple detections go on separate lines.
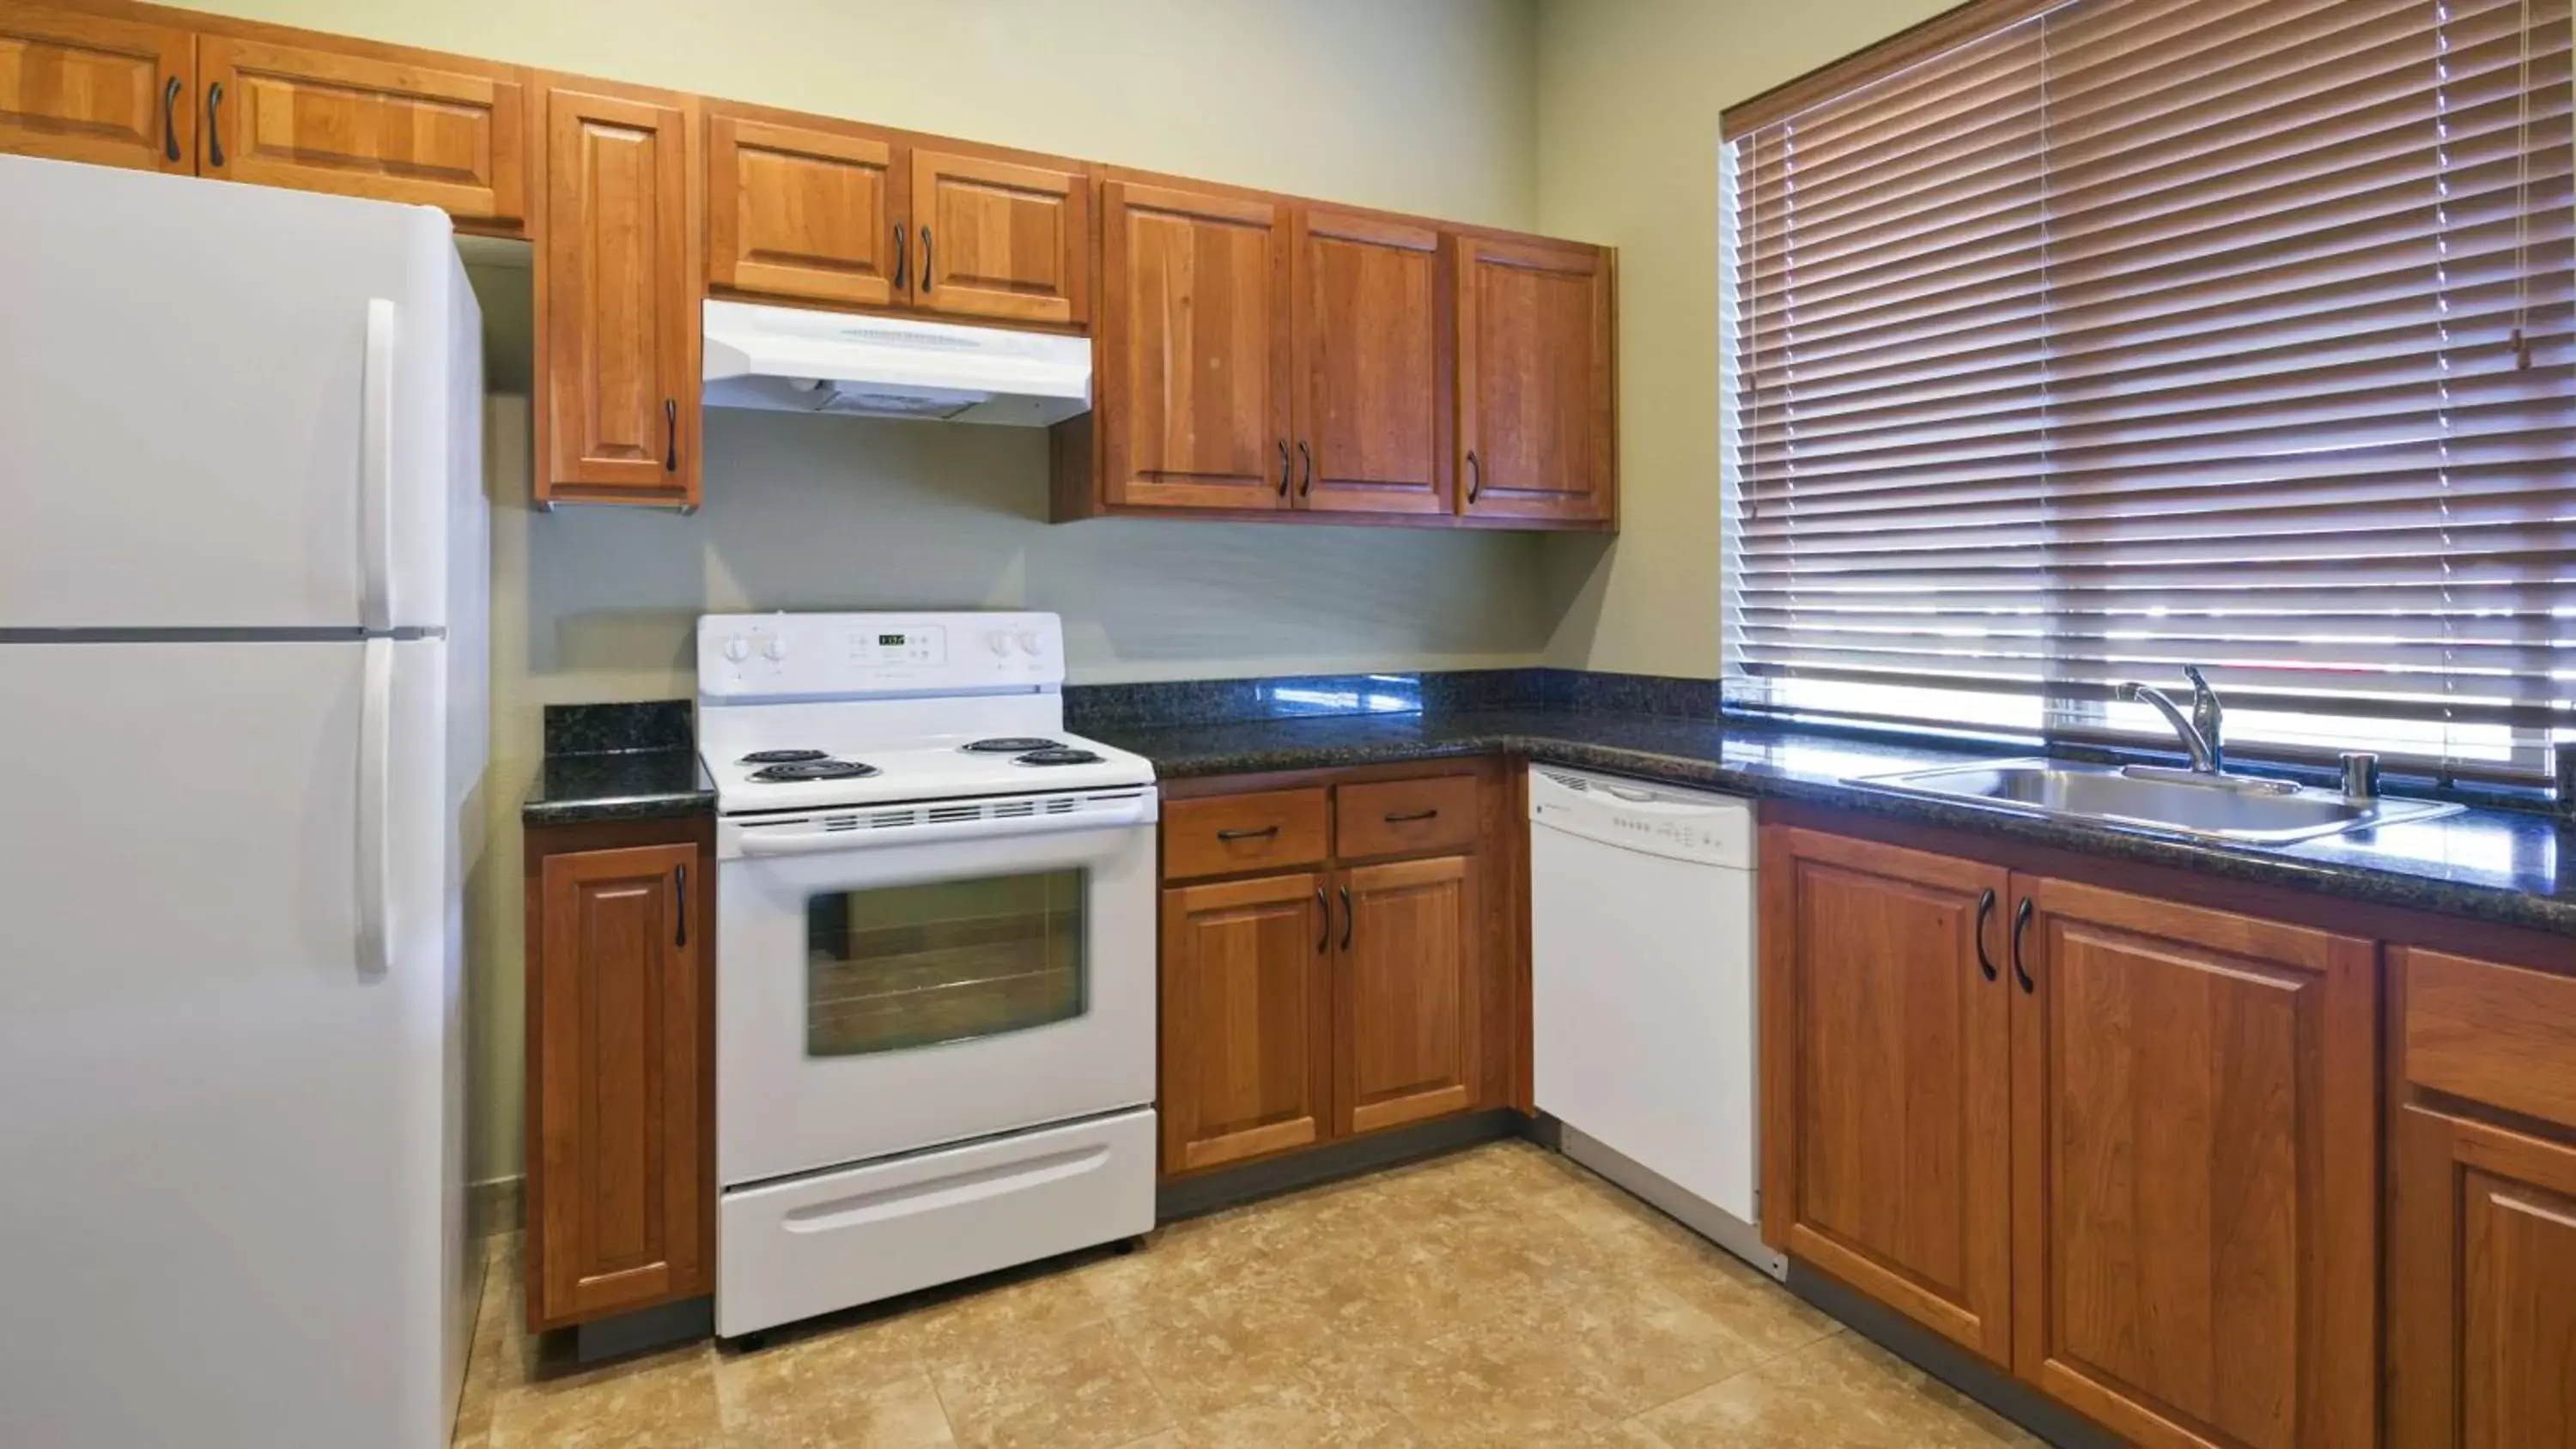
701,300 -> 1091,426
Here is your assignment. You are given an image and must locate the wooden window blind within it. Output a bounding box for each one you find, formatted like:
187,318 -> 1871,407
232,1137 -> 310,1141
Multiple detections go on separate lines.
1722,0 -> 2574,781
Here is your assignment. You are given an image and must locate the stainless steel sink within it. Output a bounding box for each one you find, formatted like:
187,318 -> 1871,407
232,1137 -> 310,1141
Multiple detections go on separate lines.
1850,759 -> 2464,845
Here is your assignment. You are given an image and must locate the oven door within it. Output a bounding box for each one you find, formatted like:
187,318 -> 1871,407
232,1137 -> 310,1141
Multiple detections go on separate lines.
717,813 -> 1157,1186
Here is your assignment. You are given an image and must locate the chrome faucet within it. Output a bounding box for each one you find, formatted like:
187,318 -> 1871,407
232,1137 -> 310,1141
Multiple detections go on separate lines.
2118,665 -> 2225,774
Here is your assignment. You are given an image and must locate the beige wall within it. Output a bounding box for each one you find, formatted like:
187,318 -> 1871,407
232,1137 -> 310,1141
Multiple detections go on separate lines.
1533,0 -> 1958,676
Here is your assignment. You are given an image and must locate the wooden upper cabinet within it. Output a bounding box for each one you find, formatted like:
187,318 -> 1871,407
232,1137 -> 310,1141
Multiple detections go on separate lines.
911,147 -> 1086,325
706,108 -> 903,309
1455,236 -> 1614,524
1160,871 -> 1333,1175
0,3 -> 192,172
1290,209 -> 1447,515
197,35 -> 527,232
1099,181 -> 1291,511
539,82 -> 698,506
1757,826 -> 2014,1366
1337,853 -> 1478,1137
527,837 -> 709,1330
2012,876 -> 2377,1449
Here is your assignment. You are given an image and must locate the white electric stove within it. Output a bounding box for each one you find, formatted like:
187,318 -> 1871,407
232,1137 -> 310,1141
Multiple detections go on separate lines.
698,610 -> 1158,1338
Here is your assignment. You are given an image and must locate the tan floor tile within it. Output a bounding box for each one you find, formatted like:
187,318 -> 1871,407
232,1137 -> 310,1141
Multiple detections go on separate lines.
724,1372 -> 957,1449
714,1313 -> 937,1429
927,1319 -> 1173,1449
903,1261 -> 1110,1361
1635,1333 -> 2041,1448
1156,1376 -> 1425,1448
1109,1285 -> 1362,1421
486,1345 -> 720,1449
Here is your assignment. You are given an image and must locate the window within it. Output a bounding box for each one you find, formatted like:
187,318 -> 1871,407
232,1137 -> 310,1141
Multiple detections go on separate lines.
1720,0 -> 2574,783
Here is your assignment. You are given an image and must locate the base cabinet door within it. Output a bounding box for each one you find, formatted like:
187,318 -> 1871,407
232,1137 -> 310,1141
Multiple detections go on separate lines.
1159,871 -> 1333,1174
0,3 -> 193,172
2012,876 -> 2377,1449
1757,826 -> 2014,1364
527,837 -> 709,1330
1336,854 -> 1477,1136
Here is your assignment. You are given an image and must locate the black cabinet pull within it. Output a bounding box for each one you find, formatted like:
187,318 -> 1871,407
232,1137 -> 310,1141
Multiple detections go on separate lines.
1973,887 -> 1998,982
919,225 -> 933,291
1315,886 -> 1328,953
1297,440 -> 1314,497
1277,440 -> 1291,497
161,76 -> 182,163
2010,896 -> 2035,994
891,221 -> 908,290
1466,449 -> 1483,504
673,864 -> 689,949
205,81 -> 225,167
663,398 -> 677,472
1215,825 -> 1279,841
1383,808 -> 1438,824
1340,886 -> 1353,950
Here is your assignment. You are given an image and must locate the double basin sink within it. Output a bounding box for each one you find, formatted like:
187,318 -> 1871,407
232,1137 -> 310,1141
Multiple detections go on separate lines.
1850,759 -> 2464,846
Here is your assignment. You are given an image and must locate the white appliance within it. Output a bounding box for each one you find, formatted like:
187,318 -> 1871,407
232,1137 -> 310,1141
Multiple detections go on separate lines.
702,299 -> 1092,424
1528,767 -> 1783,1279
0,157 -> 488,1446
700,611 -> 1157,1337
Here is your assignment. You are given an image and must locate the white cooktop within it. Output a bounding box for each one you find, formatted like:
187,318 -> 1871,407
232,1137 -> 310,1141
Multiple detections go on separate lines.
702,730 -> 1155,815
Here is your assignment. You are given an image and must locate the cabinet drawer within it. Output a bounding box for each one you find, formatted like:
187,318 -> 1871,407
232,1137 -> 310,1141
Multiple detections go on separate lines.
1334,775 -> 1479,859
2404,947 -> 2576,1129
1162,788 -> 1327,881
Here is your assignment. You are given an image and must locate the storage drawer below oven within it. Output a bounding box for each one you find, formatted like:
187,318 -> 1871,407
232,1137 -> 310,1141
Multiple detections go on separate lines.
716,1107 -> 1157,1337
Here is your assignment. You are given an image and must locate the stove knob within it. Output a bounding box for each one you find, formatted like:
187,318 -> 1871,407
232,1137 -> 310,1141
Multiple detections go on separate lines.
722,636 -> 751,663
984,629 -> 1010,657
762,637 -> 789,662
1014,628 -> 1042,656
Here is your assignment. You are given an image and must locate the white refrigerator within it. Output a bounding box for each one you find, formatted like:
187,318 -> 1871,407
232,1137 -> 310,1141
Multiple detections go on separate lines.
0,155 -> 488,1448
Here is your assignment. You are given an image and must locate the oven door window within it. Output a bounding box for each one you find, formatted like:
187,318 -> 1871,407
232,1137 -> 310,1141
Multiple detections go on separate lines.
805,870 -> 1086,1057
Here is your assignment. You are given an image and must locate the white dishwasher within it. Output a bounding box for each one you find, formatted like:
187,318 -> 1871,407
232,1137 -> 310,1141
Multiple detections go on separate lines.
1529,766 -> 1783,1278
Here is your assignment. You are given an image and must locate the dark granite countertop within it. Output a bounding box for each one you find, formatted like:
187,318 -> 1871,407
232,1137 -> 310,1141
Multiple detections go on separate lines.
1086,709 -> 2576,942
522,748 -> 715,828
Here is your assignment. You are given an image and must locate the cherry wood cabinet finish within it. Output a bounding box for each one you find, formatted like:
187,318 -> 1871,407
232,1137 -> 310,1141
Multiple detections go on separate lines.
1757,825 -> 2015,1365
2401,946 -> 2576,1130
1333,773 -> 1479,860
705,107 -> 903,310
909,147 -> 1087,325
1337,852 -> 1478,1136
1158,870 -> 1334,1174
0,2 -> 191,172
1097,180 -> 1291,512
1455,235 -> 1615,525
538,81 -> 698,506
1289,209 -> 1447,515
196,34 -> 526,227
2011,876 -> 2377,1449
524,821 -> 712,1331
1160,787 -> 1328,882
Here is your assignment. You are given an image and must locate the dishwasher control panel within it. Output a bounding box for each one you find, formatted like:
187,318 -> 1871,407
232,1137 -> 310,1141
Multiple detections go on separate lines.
1527,767 -> 1755,868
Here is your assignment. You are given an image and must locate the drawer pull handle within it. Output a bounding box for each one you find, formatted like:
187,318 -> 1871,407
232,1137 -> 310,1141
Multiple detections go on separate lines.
1216,825 -> 1279,842
1383,808 -> 1438,824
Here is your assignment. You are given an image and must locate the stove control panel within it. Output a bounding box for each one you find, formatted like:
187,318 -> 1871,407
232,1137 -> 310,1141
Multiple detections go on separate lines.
698,611 -> 1062,698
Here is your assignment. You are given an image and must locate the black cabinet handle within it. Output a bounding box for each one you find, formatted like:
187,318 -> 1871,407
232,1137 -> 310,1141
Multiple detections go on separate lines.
2011,896 -> 2035,994
1277,440 -> 1291,497
1973,888 -> 1998,982
919,225 -> 933,291
161,76 -> 182,163
1315,886 -> 1328,953
205,81 -> 225,168
1466,449 -> 1482,504
673,864 -> 689,949
1215,825 -> 1279,841
1297,440 -> 1314,497
664,398 -> 677,472
891,221 -> 908,290
1383,808 -> 1438,824
1340,886 -> 1353,950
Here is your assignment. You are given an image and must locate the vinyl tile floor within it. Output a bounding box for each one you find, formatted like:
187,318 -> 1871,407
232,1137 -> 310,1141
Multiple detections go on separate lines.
453,1141 -> 2043,1448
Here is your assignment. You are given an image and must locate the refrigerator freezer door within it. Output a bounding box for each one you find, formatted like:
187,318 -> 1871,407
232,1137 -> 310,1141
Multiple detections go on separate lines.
0,637 -> 459,1449
0,155 -> 465,631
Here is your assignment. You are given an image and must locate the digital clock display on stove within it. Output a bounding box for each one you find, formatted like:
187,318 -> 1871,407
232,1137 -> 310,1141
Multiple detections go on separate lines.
878,634 -> 907,646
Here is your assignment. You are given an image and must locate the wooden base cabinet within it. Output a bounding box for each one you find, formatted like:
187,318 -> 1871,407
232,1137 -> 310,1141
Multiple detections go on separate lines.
524,816 -> 713,1331
1159,870 -> 1333,1173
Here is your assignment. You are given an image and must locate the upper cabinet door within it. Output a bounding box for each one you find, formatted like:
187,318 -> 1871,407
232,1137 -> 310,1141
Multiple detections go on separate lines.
0,3 -> 192,173
707,109 -> 903,310
1291,210 -> 1446,515
1098,181 -> 1291,512
910,148 -> 1087,325
1455,236 -> 1614,524
197,36 -> 527,233
539,84 -> 697,506
2011,876 -> 2378,1449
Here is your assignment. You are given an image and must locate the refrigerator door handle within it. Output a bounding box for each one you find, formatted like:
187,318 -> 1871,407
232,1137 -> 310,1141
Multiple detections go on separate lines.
359,297 -> 397,633
356,636 -> 394,979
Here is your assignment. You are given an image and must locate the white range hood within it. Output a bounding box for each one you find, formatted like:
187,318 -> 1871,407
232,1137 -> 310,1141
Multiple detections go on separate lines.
701,299 -> 1091,426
